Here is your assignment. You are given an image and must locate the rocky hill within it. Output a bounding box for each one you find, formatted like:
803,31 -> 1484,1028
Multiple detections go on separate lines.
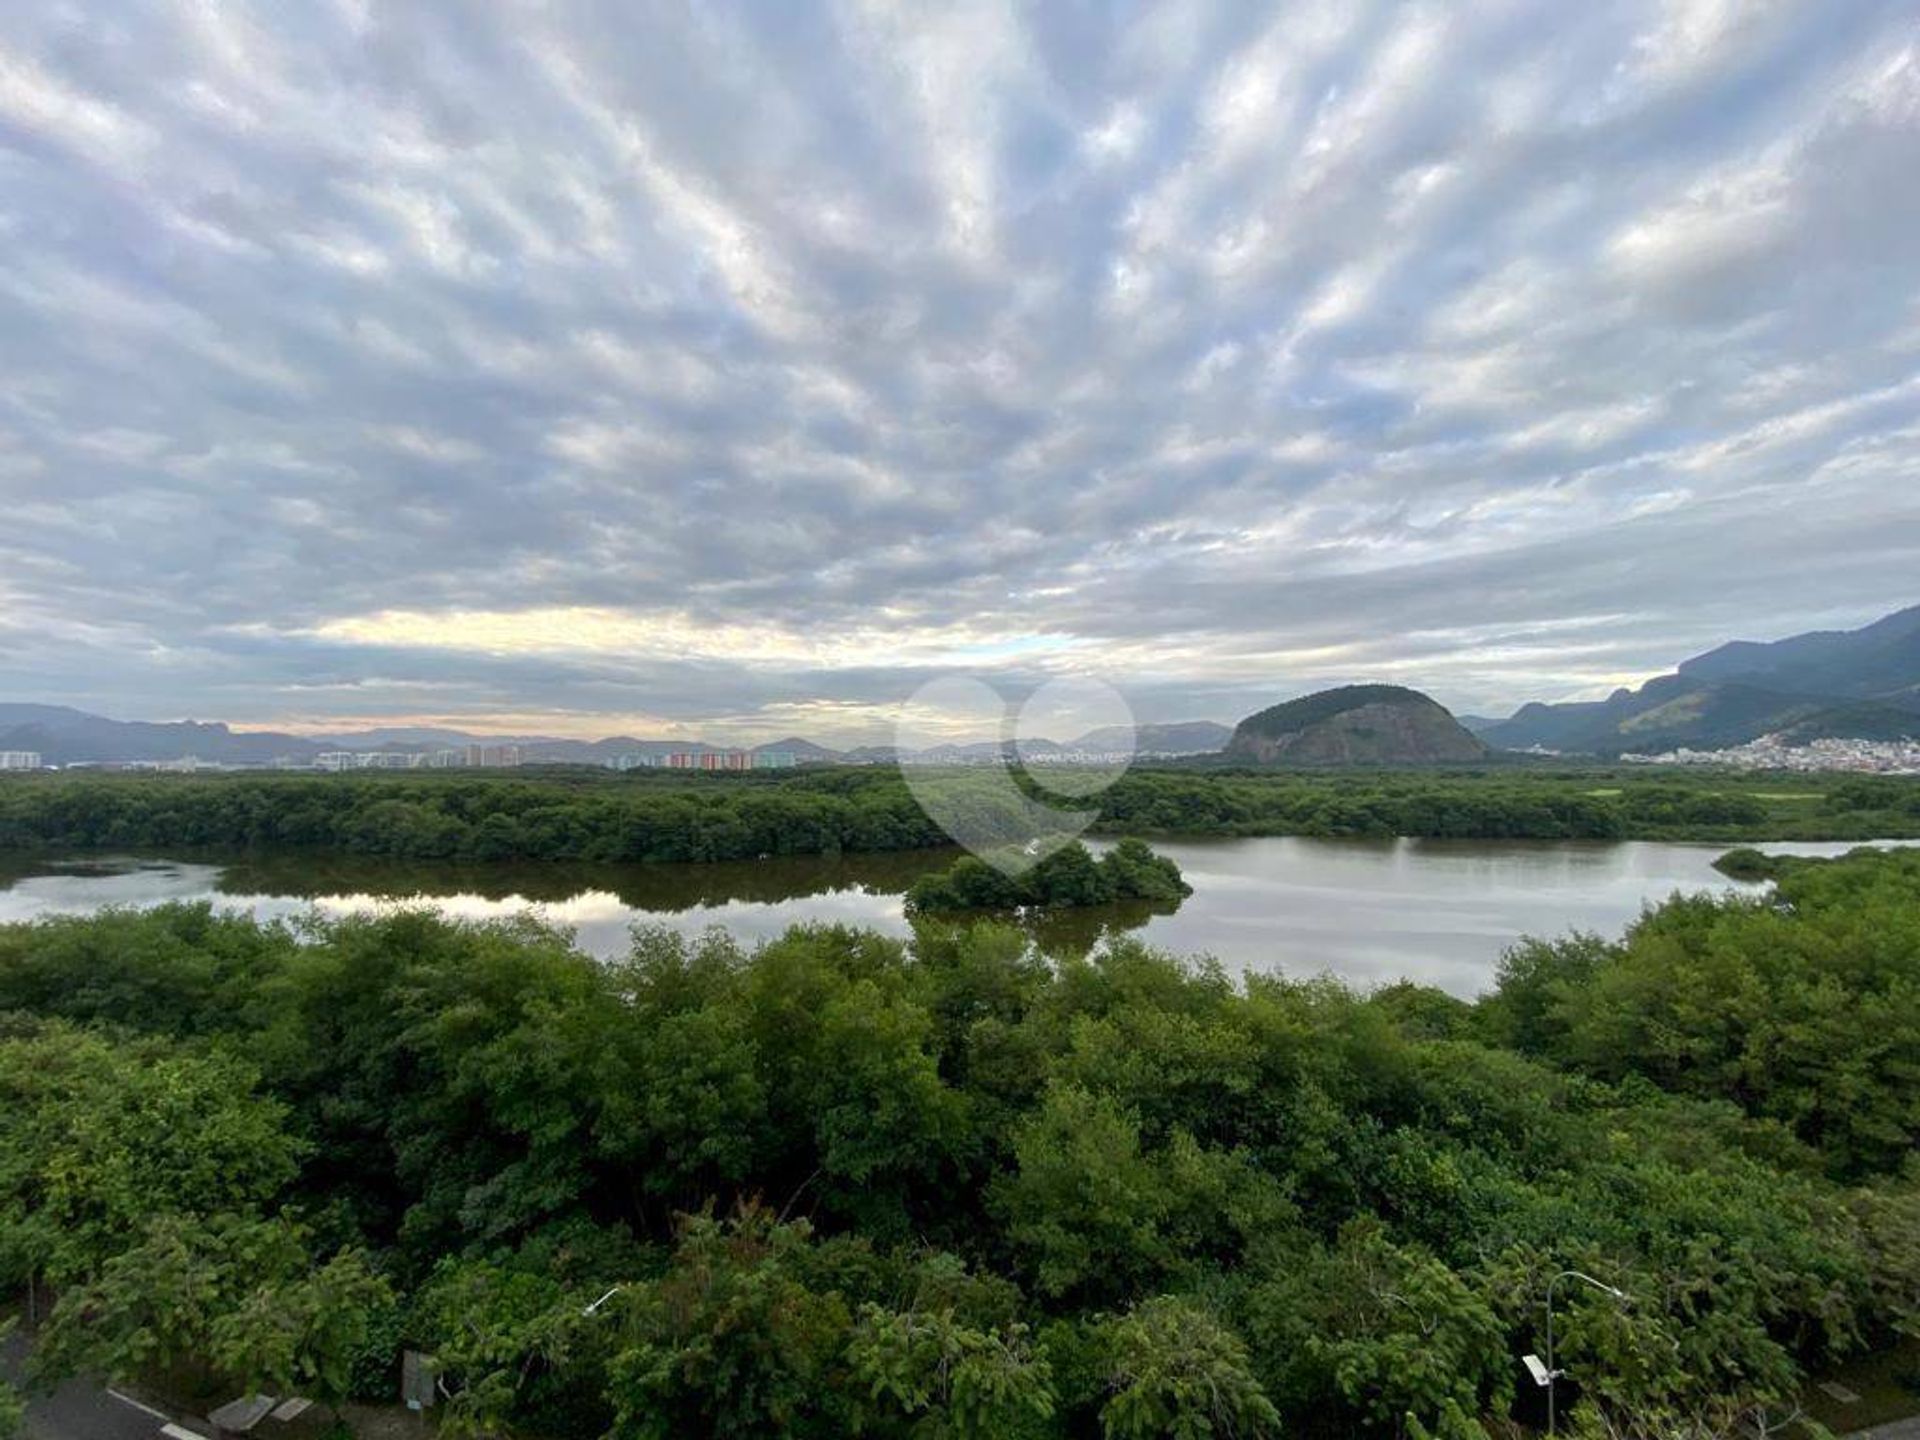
1225,685 -> 1489,766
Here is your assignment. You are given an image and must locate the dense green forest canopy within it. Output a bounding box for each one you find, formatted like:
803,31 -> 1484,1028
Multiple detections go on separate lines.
0,847 -> 1916,1437
0,766 -> 1915,866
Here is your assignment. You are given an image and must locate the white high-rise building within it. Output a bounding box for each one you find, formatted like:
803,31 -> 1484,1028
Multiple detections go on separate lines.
0,751 -> 44,770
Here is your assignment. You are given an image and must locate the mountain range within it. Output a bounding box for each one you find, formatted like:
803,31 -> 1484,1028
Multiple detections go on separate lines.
1480,603 -> 1920,754
0,705 -> 1231,768
0,704 -> 322,767
6,604 -> 1915,766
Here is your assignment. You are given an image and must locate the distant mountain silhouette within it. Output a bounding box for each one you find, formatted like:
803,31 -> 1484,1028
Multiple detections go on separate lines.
1083,720 -> 1233,753
1675,603 -> 1920,700
0,704 -> 320,766
1482,603 -> 1920,754
0,704 -> 1231,766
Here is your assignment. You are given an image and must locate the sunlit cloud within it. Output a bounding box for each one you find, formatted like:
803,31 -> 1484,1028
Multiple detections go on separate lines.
0,0 -> 1915,740
305,607 -> 1082,672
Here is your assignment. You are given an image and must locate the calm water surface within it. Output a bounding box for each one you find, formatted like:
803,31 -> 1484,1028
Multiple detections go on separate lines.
0,837 -> 1896,996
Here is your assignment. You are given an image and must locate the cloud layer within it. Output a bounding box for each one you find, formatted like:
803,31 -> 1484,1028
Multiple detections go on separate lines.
2,0 -> 1917,740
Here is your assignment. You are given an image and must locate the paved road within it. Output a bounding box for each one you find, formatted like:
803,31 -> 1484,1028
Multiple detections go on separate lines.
1850,1419 -> 1920,1439
2,1330 -> 202,1440
23,1377 -> 181,1440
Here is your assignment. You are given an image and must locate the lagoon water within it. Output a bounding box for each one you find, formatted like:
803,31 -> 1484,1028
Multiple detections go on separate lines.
0,837 -> 1893,996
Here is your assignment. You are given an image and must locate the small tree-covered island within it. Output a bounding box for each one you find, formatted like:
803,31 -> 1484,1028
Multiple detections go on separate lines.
0,846 -> 1914,1438
904,838 -> 1192,915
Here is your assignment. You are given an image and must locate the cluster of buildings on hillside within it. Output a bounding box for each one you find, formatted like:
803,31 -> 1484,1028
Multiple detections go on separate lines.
610,750 -> 796,771
52,755 -> 335,773
315,744 -> 525,771
1622,734 -> 1920,773
6,745 -> 807,775
11,746 -> 532,774
896,745 -> 1142,767
303,745 -> 801,773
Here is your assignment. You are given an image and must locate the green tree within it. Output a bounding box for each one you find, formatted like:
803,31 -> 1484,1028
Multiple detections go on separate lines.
1098,1297 -> 1279,1440
411,1255 -> 612,1439
1241,1223 -> 1509,1435
1551,853 -> 1920,1176
210,1244 -> 393,1419
604,1208 -> 855,1440
0,843 -> 1915,1439
846,1303 -> 1054,1438
34,1213 -> 391,1421
0,1021 -> 299,1290
995,1084 -> 1170,1302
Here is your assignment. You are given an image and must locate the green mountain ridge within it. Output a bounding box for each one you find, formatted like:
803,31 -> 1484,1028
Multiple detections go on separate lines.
1483,603 -> 1920,754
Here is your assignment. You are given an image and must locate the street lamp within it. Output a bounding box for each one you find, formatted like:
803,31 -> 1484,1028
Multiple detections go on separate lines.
581,1285 -> 627,1318
1529,1270 -> 1628,1436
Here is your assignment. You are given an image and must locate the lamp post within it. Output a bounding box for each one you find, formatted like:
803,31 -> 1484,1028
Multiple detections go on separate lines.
582,1285 -> 627,1318
1543,1269 -> 1629,1436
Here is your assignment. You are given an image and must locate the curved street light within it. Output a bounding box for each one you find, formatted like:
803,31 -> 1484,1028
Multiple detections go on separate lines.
581,1284 -> 627,1318
1534,1269 -> 1629,1435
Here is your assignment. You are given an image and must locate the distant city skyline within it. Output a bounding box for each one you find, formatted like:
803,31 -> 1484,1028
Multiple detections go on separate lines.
2,3 -> 1918,743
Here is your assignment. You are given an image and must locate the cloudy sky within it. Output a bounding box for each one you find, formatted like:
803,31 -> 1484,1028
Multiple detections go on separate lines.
2,1 -> 1918,742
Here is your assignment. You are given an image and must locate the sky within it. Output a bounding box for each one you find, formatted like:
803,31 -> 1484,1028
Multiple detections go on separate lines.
1,1 -> 1918,744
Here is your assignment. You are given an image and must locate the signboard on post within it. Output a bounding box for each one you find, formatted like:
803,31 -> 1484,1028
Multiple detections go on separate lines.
401,1350 -> 439,1411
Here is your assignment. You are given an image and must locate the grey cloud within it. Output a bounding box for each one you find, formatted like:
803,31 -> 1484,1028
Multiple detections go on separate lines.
1,0 -> 1917,738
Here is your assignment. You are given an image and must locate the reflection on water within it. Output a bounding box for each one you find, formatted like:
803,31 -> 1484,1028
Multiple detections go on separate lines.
0,847 -> 950,954
222,848 -> 952,914
0,837 -> 1897,995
